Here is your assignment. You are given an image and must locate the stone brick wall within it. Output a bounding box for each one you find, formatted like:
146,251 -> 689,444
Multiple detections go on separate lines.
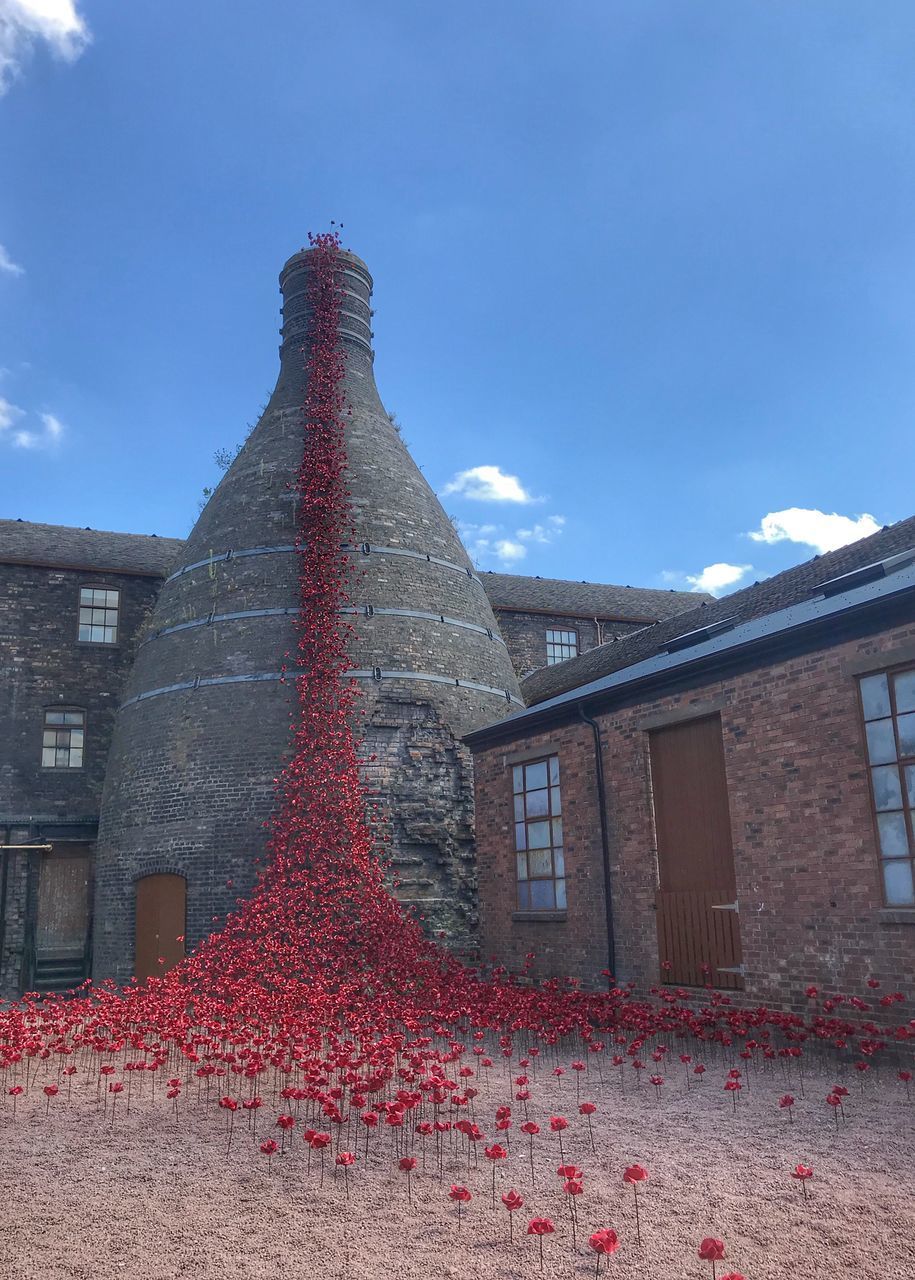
0,562 -> 163,994
493,610 -> 645,680
472,620 -> 915,1011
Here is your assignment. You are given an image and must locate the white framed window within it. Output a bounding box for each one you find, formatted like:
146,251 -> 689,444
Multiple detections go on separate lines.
513,756 -> 565,911
859,667 -> 915,905
42,709 -> 85,769
78,586 -> 120,644
546,628 -> 578,665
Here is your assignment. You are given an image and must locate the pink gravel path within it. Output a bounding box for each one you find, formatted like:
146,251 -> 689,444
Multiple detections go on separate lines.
2,1058 -> 913,1279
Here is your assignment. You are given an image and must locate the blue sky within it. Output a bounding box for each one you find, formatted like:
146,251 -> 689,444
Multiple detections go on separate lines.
1,2 -> 913,595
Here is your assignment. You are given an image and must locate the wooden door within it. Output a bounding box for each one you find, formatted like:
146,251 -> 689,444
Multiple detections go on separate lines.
36,851 -> 90,959
135,874 -> 187,981
649,715 -> 743,989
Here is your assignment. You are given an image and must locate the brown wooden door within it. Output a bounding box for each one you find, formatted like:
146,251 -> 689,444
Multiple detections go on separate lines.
135,874 -> 187,981
36,851 -> 90,959
649,715 -> 743,989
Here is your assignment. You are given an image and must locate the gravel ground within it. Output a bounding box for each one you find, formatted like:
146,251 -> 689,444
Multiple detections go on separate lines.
2,1053 -> 913,1280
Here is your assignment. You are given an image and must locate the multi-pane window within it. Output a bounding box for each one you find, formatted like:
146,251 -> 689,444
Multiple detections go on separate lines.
42,709 -> 85,769
859,668 -> 915,906
513,756 -> 565,910
546,628 -> 578,665
78,586 -> 119,643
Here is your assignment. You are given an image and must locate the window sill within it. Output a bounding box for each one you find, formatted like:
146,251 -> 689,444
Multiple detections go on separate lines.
512,911 -> 567,924
877,908 -> 915,926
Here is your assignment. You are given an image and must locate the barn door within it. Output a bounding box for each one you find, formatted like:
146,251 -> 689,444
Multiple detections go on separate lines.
34,848 -> 91,989
135,874 -> 187,981
649,715 -> 743,989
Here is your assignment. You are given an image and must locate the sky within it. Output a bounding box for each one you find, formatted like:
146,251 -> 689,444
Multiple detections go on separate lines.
1,1 -> 914,596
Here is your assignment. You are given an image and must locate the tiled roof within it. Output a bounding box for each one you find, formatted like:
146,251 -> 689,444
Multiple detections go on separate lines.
521,515 -> 915,706
0,519 -> 185,576
480,572 -> 707,621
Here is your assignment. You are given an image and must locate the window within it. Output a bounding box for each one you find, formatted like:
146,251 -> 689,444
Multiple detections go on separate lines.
546,629 -> 578,665
513,756 -> 565,910
78,586 -> 119,643
859,668 -> 915,905
42,709 -> 85,769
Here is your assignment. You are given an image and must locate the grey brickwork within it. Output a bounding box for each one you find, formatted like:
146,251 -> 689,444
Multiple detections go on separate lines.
492,609 -> 648,681
93,248 -> 522,981
0,554 -> 171,994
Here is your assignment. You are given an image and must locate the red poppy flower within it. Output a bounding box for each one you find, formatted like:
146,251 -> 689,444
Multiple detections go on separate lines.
623,1164 -> 648,1183
260,1139 -> 278,1155
579,1101 -> 596,1115
589,1229 -> 620,1255
449,1184 -> 471,1202
549,1115 -> 568,1131
399,1157 -> 416,1171
698,1238 -> 726,1261
502,1189 -> 524,1210
336,1151 -> 356,1166
527,1217 -> 555,1235
520,1120 -> 540,1135
792,1164 -> 813,1180
43,1085 -> 59,1097
484,1144 -> 507,1161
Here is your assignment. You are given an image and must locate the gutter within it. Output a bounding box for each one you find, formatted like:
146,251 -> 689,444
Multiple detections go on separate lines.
577,704 -> 616,981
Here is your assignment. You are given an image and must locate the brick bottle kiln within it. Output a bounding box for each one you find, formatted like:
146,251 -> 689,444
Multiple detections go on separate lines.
93,248 -> 522,981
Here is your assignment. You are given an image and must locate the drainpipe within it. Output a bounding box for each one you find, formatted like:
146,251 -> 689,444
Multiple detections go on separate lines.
0,825 -> 8,991
577,704 -> 617,982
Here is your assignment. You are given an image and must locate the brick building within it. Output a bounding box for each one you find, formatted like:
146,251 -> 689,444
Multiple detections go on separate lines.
467,517 -> 915,1010
480,573 -> 703,679
0,522 -> 183,993
0,247 -> 699,997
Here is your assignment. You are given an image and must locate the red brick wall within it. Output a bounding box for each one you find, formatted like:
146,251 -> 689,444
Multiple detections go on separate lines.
473,622 -> 915,1010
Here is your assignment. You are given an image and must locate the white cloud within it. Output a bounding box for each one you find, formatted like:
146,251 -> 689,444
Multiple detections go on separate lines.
40,410 -> 63,440
0,399 -> 65,449
458,521 -> 528,567
685,562 -> 753,596
747,507 -> 881,555
0,0 -> 89,94
442,464 -> 538,504
516,515 -> 566,547
0,243 -> 24,276
494,539 -> 526,564
0,395 -> 24,429
458,508 -> 565,567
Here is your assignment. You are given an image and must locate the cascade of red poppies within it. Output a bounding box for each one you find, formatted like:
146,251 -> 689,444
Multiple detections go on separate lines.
0,232 -> 912,1075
